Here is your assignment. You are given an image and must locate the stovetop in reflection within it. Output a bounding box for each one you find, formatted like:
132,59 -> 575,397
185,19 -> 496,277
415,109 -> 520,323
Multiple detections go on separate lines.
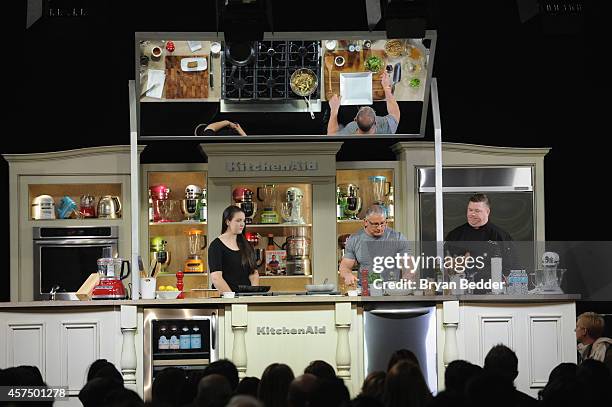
222,40 -> 320,101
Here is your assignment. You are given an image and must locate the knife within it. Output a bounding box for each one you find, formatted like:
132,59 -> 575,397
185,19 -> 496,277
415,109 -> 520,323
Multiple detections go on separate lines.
392,62 -> 401,93
209,52 -> 214,89
140,83 -> 158,97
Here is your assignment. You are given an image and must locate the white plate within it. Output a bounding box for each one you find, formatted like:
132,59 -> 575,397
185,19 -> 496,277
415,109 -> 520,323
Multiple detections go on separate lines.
181,57 -> 207,72
340,72 -> 373,105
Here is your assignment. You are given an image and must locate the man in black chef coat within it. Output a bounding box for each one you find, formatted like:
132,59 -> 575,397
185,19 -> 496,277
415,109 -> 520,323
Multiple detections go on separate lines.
444,193 -> 515,290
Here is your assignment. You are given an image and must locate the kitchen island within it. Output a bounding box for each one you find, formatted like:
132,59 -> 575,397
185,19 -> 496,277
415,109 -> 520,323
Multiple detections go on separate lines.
0,295 -> 578,404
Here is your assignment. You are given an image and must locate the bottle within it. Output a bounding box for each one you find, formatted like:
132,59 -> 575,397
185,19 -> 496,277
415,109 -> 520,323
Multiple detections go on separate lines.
336,187 -> 344,220
266,234 -> 275,250
179,326 -> 191,350
387,186 -> 395,220
360,267 -> 370,296
199,188 -> 207,222
190,326 -> 202,350
148,190 -> 154,223
158,325 -> 169,350
169,325 -> 180,350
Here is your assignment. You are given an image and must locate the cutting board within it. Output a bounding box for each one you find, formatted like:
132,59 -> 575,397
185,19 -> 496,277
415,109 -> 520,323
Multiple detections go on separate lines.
164,56 -> 209,99
323,50 -> 387,101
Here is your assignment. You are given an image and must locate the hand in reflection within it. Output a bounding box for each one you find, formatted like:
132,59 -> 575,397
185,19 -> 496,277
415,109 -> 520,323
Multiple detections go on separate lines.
329,94 -> 340,113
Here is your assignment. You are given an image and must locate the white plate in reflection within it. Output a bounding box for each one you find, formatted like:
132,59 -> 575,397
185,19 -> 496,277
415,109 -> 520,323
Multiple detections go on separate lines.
180,57 -> 207,72
340,72 -> 373,105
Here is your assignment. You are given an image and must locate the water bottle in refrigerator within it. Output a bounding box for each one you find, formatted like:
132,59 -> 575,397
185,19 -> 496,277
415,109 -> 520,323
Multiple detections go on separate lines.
190,326 -> 202,349
179,326 -> 191,350
158,325 -> 169,350
169,325 -> 180,350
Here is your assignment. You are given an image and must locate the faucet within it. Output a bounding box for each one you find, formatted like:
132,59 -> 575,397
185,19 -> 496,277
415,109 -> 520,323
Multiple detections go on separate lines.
49,285 -> 60,301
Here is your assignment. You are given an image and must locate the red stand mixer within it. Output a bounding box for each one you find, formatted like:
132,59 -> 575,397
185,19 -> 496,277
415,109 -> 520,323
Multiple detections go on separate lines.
150,184 -> 171,222
91,252 -> 131,299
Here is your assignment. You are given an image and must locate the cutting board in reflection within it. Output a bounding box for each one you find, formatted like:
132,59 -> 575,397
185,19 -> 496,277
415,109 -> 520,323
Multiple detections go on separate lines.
323,50 -> 386,101
164,56 -> 209,99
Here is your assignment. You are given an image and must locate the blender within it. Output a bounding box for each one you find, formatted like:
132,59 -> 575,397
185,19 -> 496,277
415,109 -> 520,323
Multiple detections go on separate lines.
180,185 -> 201,222
91,249 -> 131,300
257,184 -> 279,224
79,195 -> 96,218
368,176 -> 391,217
338,183 -> 362,220
150,236 -> 171,273
150,184 -> 171,222
281,187 -> 305,224
233,187 -> 256,224
184,229 -> 207,273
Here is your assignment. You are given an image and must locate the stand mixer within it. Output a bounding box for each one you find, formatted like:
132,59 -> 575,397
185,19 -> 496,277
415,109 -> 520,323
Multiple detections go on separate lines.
233,187 -> 257,224
536,251 -> 565,293
150,236 -> 171,272
281,187 -> 305,224
180,185 -> 201,222
257,184 -> 280,224
184,229 -> 207,273
368,176 -> 391,217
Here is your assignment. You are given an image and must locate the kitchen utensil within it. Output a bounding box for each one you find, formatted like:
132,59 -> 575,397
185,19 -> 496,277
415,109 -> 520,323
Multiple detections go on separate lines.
392,62 -> 402,93
290,68 -> 318,120
305,284 -> 335,292
280,187 -> 305,224
56,196 -> 79,219
257,185 -> 279,224
91,257 -> 131,300
236,285 -> 271,293
138,255 -> 146,278
233,187 -> 257,224
324,55 -> 334,93
140,83 -> 158,97
209,51 -> 214,89
225,41 -> 255,82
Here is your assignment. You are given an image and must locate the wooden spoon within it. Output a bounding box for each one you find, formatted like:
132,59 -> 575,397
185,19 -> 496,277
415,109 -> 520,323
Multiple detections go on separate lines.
324,54 -> 334,95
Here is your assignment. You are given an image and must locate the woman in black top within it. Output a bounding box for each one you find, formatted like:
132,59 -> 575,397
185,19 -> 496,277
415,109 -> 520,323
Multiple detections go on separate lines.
208,205 -> 259,293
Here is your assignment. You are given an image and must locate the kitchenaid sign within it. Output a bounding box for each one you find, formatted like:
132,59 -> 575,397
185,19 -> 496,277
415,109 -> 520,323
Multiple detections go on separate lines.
256,325 -> 327,336
225,160 -> 319,172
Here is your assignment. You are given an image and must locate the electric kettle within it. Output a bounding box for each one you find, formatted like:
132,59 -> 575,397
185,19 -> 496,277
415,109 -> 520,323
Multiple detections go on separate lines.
97,195 -> 122,219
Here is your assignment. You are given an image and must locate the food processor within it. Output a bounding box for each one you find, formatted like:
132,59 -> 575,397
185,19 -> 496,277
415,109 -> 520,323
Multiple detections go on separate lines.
91,249 -> 131,300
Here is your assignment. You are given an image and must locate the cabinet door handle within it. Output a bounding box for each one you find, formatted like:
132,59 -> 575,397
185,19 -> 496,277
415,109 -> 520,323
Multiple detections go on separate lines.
211,312 -> 217,350
369,307 -> 431,317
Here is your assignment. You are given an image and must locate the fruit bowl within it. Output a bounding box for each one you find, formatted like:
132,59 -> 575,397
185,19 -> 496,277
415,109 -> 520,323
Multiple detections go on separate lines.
156,290 -> 180,299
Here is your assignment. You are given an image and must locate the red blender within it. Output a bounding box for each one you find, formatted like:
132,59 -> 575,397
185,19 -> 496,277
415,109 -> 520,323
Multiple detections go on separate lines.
150,184 -> 171,222
233,187 -> 257,224
91,251 -> 132,300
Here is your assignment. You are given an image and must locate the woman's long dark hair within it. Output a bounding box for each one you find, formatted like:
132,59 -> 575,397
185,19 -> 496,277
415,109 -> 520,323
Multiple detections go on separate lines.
221,205 -> 256,273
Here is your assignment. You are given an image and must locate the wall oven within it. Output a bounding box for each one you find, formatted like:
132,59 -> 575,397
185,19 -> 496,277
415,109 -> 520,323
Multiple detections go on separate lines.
33,226 -> 118,300
144,308 -> 219,402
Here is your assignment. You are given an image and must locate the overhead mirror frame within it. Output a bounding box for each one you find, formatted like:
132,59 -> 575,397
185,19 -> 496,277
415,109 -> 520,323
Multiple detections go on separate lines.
135,31 -> 436,140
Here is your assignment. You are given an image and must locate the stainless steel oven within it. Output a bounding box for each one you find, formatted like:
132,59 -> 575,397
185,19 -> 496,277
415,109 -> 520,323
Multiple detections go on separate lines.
33,226 -> 118,300
144,308 -> 219,402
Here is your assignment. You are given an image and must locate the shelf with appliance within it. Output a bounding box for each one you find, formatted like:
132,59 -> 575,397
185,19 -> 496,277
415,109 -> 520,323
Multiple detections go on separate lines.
144,167 -> 209,289
231,183 -> 313,290
29,183 -> 123,220
335,168 -> 396,290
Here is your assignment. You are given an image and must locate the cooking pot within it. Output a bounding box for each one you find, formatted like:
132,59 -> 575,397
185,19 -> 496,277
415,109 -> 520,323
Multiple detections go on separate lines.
290,68 -> 318,120
225,41 -> 255,82
283,235 -> 311,258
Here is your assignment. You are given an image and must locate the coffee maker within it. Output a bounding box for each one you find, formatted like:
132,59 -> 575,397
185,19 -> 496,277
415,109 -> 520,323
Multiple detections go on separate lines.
281,187 -> 305,224
181,185 -> 201,222
233,187 -> 257,224
283,235 -> 311,276
150,185 -> 171,222
338,184 -> 362,220
184,229 -> 207,273
257,184 -> 279,224
91,249 -> 131,299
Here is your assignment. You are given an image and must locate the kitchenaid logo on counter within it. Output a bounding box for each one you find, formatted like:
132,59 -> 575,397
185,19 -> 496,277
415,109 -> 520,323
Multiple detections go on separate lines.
256,325 -> 327,336
226,160 -> 319,172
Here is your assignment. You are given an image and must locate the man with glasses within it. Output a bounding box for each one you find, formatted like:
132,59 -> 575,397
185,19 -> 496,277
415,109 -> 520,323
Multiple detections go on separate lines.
326,72 -> 400,135
339,205 -> 410,286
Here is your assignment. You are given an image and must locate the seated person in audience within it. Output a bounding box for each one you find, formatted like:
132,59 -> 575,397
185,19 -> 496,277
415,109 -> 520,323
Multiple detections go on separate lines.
304,360 -> 336,380
576,312 -> 612,371
483,344 -> 537,406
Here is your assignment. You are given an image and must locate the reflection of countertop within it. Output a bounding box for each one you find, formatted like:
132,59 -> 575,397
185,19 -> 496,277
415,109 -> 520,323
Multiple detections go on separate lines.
0,294 -> 579,308
321,39 -> 427,102
139,40 -> 221,102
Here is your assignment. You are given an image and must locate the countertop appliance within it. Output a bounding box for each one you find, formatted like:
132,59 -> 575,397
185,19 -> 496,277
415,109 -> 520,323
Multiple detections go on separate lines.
144,308 -> 219,402
33,226 -> 118,300
221,40 -> 322,113
364,303 -> 437,393
91,257 -> 131,300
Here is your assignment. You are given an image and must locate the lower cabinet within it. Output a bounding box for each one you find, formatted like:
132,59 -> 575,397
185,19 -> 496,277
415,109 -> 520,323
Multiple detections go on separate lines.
457,302 -> 577,398
0,308 -> 123,400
